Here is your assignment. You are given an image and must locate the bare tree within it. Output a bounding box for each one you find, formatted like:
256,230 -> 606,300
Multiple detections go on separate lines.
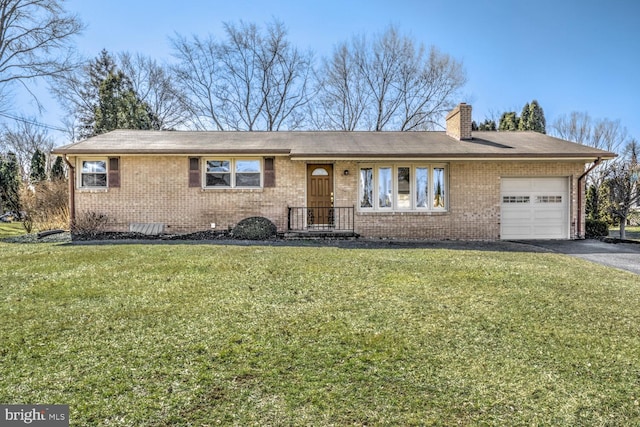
0,119 -> 54,180
171,19 -> 313,131
552,112 -> 627,153
311,42 -> 369,130
552,112 -> 629,220
254,20 -> 312,130
51,49 -> 117,139
53,50 -> 183,139
0,0 -> 83,107
170,34 -> 226,130
398,46 -> 466,131
119,52 -> 191,130
604,139 -> 640,239
551,111 -> 593,147
314,26 -> 466,131
217,22 -> 267,130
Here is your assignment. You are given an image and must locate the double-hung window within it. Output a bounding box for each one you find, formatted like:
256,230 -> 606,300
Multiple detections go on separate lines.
235,159 -> 261,187
78,157 -> 120,189
359,164 -> 448,212
204,158 -> 262,188
81,160 -> 107,188
206,160 -> 231,187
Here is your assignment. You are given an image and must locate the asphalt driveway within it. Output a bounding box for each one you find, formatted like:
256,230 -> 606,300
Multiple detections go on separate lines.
520,239 -> 640,275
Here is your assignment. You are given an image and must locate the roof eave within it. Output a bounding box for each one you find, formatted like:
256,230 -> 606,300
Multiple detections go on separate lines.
289,153 -> 617,161
52,148 -> 293,156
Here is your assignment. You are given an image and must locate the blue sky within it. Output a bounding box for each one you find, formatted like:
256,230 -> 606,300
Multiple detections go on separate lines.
9,0 -> 640,146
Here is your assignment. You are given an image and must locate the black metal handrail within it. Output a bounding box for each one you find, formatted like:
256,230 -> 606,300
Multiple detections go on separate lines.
288,206 -> 354,232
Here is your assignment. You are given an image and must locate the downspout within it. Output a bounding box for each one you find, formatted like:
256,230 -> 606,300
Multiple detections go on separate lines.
63,155 -> 76,229
577,157 -> 602,239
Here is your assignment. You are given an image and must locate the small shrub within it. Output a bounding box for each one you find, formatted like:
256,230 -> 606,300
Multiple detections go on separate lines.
231,217 -> 277,240
585,219 -> 609,238
22,214 -> 34,234
72,211 -> 108,238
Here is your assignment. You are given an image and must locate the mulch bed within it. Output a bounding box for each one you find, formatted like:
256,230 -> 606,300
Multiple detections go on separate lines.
71,230 -> 234,241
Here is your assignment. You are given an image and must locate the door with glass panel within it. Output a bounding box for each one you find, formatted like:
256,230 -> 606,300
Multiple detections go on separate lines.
307,164 -> 334,227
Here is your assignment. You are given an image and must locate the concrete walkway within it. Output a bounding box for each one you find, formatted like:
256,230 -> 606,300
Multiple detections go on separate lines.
521,239 -> 640,275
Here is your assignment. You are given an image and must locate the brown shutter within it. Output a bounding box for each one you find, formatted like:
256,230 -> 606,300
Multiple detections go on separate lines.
108,157 -> 120,188
188,157 -> 201,187
264,157 -> 275,187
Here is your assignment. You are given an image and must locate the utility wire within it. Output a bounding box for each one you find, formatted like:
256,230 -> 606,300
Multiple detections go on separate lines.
0,111 -> 67,133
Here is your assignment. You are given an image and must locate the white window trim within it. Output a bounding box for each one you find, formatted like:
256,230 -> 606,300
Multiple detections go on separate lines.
359,163 -> 448,212
203,158 -> 263,189
77,157 -> 108,190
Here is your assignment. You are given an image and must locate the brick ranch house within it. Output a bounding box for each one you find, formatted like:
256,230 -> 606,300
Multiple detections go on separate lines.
52,104 -> 615,240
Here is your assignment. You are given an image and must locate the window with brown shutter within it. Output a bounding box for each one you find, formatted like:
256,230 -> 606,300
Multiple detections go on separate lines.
188,157 -> 201,187
264,157 -> 275,187
108,157 -> 120,188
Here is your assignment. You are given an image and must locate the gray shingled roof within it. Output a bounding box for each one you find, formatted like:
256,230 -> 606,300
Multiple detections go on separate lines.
52,129 -> 615,160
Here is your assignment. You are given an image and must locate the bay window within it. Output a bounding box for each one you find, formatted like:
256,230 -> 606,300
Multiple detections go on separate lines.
359,164 -> 448,212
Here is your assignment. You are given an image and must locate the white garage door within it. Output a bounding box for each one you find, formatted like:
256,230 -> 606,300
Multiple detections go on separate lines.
501,177 -> 569,240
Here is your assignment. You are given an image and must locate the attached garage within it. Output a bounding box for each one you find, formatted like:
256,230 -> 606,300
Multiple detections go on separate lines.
500,177 -> 569,240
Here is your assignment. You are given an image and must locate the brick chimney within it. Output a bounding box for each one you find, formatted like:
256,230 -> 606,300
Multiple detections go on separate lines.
445,103 -> 472,140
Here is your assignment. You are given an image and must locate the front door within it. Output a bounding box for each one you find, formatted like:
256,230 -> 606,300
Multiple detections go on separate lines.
307,164 -> 334,226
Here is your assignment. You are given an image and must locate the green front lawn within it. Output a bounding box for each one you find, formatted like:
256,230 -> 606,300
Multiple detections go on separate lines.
609,225 -> 640,240
0,222 -> 25,238
1,242 -> 639,425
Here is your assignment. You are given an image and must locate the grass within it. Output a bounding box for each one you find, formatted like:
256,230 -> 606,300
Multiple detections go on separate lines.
0,222 -> 26,238
1,242 -> 639,425
609,225 -> 640,241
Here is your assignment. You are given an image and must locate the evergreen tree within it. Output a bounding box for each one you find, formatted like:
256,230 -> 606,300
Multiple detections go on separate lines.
67,50 -> 159,138
94,70 -> 159,135
29,149 -> 47,183
498,101 -> 546,133
0,153 -> 22,215
51,156 -> 66,180
477,119 -> 497,131
518,102 -> 530,131
517,100 -> 546,133
585,184 -> 600,220
526,100 -> 546,133
77,50 -> 119,138
498,112 -> 519,131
